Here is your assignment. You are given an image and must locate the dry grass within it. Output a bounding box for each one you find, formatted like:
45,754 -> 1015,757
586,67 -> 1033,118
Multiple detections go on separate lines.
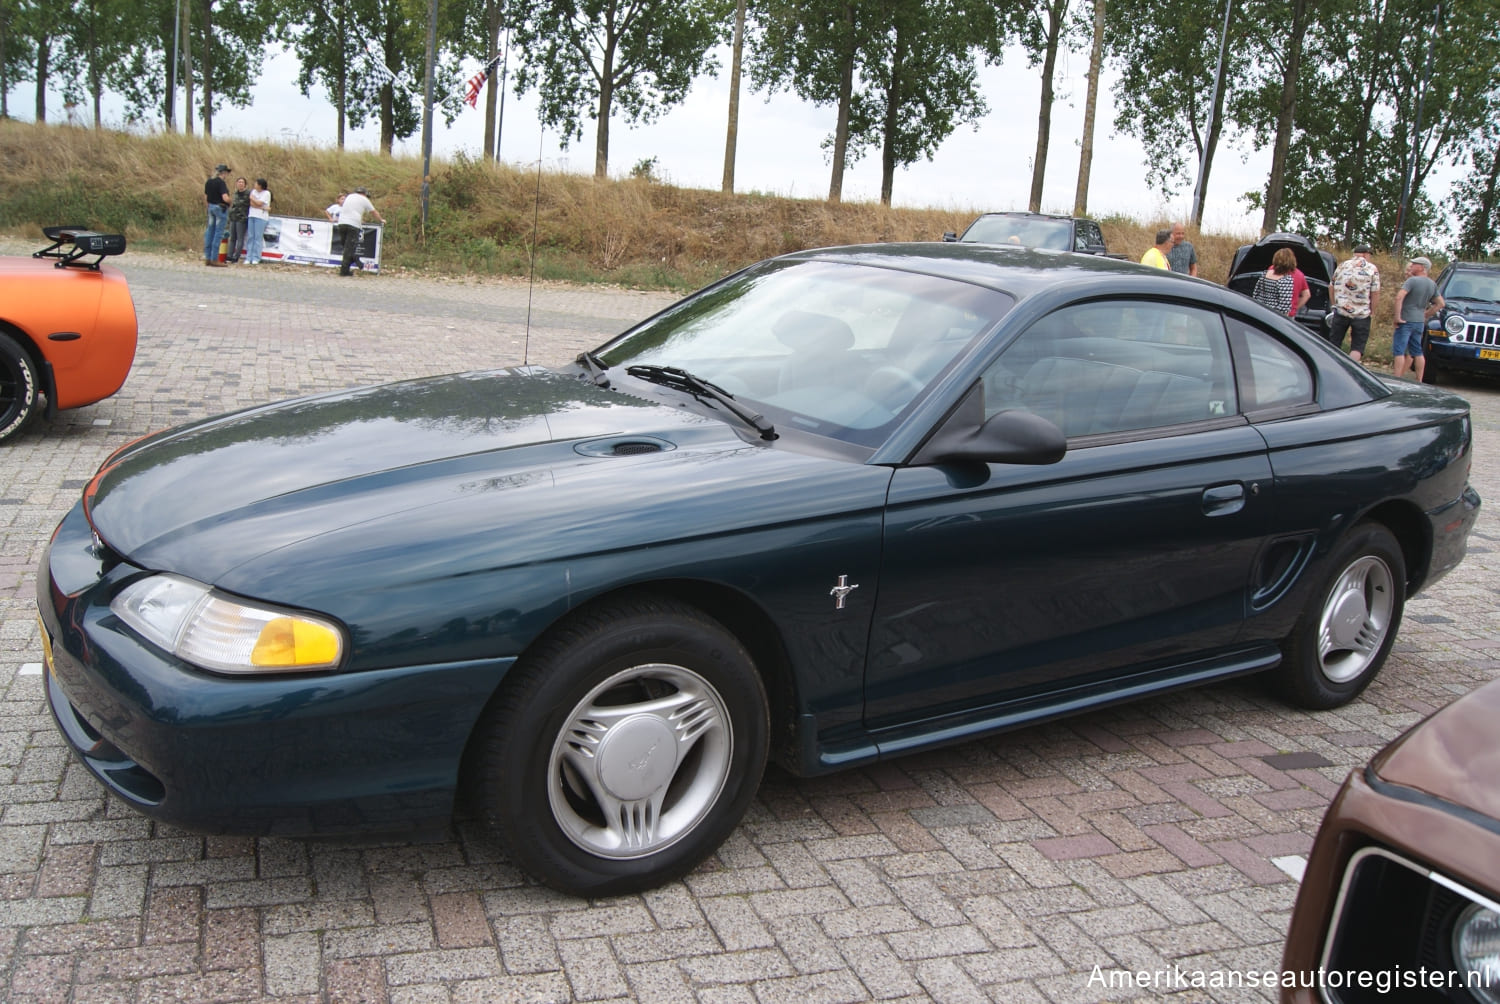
0,119 -> 1409,359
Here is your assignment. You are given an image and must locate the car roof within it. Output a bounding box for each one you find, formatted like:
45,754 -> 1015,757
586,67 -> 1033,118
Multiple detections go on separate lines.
969,210 -> 1079,223
776,241 -> 1196,302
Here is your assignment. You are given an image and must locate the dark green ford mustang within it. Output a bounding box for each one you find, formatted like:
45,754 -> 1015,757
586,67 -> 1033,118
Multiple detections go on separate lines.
38,244 -> 1480,895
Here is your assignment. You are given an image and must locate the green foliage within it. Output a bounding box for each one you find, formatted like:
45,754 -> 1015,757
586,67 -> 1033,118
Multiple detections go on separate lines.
630,157 -> 660,182
750,0 -> 1001,205
1105,0 -> 1255,198
0,174 -> 174,232
511,0 -> 730,178
1451,136 -> 1500,258
0,0 -> 36,114
1259,0 -> 1500,248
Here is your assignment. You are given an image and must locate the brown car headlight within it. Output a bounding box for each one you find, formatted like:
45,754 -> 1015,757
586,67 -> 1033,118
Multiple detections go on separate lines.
1455,904 -> 1500,1004
111,574 -> 344,674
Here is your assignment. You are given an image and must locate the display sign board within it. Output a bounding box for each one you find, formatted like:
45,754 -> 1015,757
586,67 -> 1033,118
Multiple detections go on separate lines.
257,215 -> 383,272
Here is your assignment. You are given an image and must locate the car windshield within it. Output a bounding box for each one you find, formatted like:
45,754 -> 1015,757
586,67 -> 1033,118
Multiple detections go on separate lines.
961,216 -> 1072,251
596,260 -> 1011,447
1444,272 -> 1500,303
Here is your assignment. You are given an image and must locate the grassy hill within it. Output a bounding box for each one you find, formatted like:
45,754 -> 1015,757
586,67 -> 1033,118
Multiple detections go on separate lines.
0,119 -> 1413,362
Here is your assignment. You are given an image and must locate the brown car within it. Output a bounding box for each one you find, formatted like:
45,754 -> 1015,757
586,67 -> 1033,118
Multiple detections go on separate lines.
1282,676 -> 1500,1003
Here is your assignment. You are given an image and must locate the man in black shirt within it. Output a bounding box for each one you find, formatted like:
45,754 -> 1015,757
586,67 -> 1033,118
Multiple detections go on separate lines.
203,164 -> 232,266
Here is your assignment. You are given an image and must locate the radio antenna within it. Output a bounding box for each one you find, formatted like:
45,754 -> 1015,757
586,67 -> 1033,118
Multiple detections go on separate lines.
523,127 -> 542,366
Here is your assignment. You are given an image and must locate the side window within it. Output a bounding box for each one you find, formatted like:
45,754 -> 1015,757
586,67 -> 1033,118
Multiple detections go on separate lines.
1225,316 -> 1315,412
980,300 -> 1236,438
1076,222 -> 1101,251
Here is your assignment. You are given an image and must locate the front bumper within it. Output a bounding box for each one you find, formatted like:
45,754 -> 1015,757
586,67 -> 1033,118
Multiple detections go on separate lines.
37,503 -> 514,836
1424,327 -> 1500,377
1281,767 -> 1500,1004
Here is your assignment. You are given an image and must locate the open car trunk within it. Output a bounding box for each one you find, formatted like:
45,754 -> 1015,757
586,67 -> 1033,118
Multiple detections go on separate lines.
1227,232 -> 1337,335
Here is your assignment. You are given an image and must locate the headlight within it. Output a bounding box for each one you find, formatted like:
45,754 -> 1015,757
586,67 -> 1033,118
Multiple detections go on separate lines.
1446,313 -> 1468,336
1454,903 -> 1500,1004
111,574 -> 344,674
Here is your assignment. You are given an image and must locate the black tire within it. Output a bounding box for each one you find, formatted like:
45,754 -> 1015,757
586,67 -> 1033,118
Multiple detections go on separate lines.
1273,521 -> 1406,710
0,333 -> 41,444
471,595 -> 768,896
1422,362 -> 1441,386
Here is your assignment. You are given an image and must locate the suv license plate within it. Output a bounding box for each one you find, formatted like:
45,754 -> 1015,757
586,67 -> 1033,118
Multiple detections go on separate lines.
1481,349 -> 1500,361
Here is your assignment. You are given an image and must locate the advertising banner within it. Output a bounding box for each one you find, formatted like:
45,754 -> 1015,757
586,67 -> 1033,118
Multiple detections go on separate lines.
257,215 -> 383,272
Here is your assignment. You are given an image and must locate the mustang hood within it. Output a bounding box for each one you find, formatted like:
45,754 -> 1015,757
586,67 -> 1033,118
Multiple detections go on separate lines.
85,367 -> 725,577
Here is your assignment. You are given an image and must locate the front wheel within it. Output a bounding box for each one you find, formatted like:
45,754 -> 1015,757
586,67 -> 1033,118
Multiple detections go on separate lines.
1273,522 -> 1406,710
0,333 -> 41,444
470,596 -> 768,896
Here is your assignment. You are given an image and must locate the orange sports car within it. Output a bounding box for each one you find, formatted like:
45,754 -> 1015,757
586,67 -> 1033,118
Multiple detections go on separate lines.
0,226 -> 137,443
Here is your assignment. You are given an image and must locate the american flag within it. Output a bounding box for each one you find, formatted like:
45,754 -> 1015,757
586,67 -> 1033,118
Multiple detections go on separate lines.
463,53 -> 504,109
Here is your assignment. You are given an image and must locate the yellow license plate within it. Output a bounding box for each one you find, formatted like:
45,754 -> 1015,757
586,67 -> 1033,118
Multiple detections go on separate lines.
1481,349 -> 1500,361
36,613 -> 55,674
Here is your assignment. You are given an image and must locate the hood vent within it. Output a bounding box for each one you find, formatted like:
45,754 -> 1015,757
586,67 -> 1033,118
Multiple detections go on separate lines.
574,436 -> 676,459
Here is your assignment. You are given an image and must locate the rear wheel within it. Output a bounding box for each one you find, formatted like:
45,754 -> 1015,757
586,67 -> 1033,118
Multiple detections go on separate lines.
470,596 -> 768,896
1273,522 -> 1405,709
0,333 -> 41,444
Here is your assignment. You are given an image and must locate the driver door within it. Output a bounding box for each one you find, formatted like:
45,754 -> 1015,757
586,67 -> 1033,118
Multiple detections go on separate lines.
865,298 -> 1274,732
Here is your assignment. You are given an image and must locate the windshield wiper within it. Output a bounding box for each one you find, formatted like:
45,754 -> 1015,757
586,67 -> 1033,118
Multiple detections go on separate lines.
625,365 -> 777,441
575,350 -> 611,387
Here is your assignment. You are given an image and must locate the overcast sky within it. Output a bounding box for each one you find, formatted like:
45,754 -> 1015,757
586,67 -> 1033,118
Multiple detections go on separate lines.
16,41 -> 1291,237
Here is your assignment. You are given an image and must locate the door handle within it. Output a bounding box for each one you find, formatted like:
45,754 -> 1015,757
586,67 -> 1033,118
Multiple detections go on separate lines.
1202,483 -> 1245,516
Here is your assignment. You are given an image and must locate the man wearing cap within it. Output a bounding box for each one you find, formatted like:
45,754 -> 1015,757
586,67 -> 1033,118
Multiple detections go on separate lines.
1327,244 -> 1381,362
203,164 -> 232,267
1392,255 -> 1444,381
336,186 -> 385,276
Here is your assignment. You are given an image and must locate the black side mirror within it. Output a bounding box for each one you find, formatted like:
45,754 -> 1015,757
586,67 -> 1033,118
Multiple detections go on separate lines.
942,231 -> 958,242
913,386 -> 1066,466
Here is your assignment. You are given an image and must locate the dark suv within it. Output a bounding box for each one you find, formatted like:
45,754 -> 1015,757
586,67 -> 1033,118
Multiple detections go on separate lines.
1422,261 -> 1500,383
942,212 -> 1117,256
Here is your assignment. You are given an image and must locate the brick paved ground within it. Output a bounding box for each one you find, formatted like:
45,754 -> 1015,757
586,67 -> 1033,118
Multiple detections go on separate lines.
2,242 -> 1498,1003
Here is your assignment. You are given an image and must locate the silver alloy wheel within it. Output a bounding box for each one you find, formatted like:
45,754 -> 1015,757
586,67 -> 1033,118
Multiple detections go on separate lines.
547,662 -> 733,860
1317,554 -> 1396,684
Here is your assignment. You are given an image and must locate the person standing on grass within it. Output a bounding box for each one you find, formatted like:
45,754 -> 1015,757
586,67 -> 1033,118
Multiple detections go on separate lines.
244,179 -> 271,265
1392,256 -> 1443,381
337,187 -> 384,276
203,164 -> 231,266
1327,244 -> 1381,363
226,178 -> 250,263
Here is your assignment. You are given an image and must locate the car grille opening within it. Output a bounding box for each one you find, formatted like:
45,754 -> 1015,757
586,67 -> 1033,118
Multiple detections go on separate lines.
1322,846 -> 1497,1003
1455,321 -> 1500,348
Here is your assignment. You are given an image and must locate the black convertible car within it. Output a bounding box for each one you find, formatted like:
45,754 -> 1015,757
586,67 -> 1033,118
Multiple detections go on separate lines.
38,244 -> 1479,895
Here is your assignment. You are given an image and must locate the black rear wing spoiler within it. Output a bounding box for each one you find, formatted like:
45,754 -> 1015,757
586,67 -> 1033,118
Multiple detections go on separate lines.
34,225 -> 127,270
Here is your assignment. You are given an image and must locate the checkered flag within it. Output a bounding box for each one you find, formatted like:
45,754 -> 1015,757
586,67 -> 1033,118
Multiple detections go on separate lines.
360,40 -> 412,102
